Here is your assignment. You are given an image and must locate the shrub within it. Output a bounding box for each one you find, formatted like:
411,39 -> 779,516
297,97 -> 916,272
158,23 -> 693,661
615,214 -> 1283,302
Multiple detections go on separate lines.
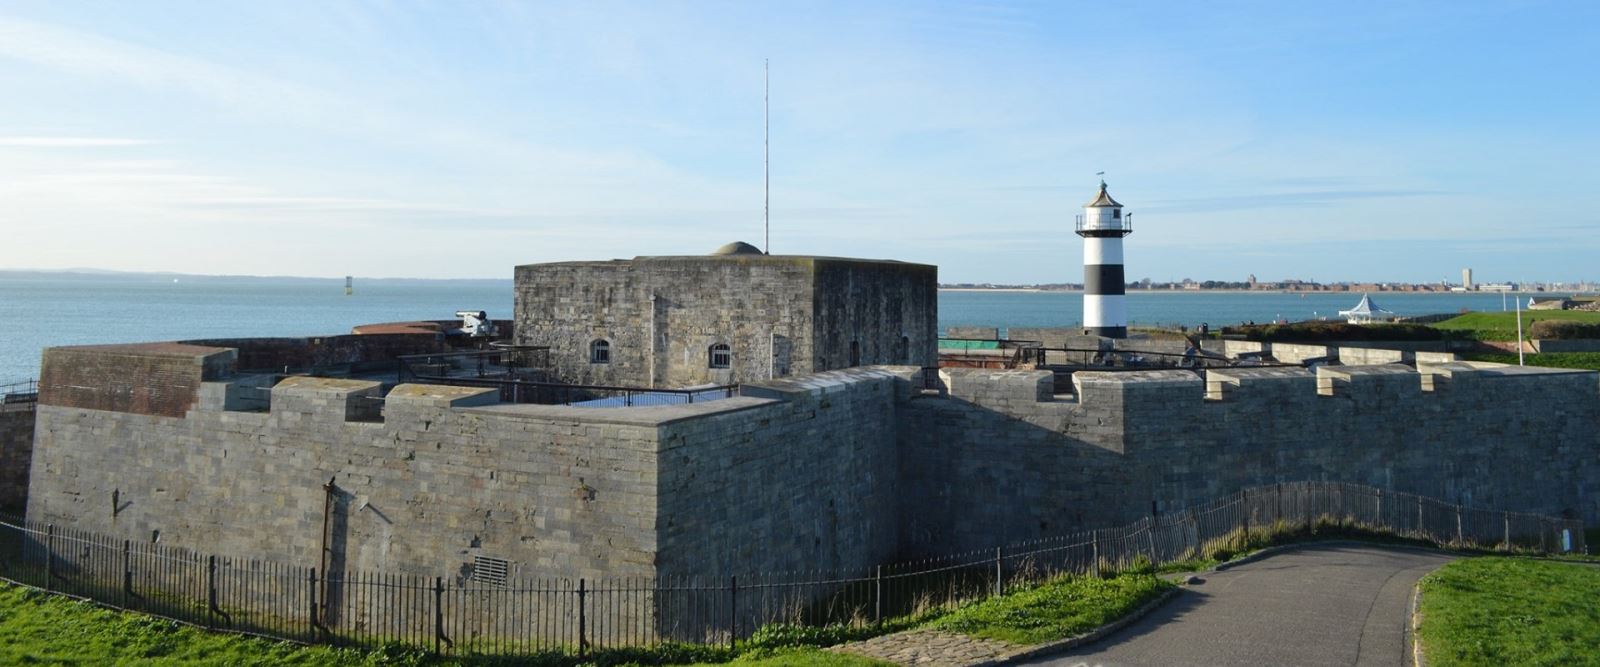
1528,320 -> 1600,340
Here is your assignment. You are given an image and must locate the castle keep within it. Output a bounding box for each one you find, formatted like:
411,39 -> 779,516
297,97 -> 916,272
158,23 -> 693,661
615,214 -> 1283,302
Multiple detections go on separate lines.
513,243 -> 938,387
16,244 -> 1600,590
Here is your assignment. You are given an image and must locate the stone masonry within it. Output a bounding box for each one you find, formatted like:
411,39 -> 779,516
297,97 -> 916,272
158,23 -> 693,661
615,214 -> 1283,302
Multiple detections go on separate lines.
26,338 -> 1600,580
0,403 -> 33,510
514,251 -> 938,388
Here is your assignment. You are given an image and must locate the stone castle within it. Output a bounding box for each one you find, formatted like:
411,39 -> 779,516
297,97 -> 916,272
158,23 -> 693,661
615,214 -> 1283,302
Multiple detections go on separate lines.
13,244 -> 1599,587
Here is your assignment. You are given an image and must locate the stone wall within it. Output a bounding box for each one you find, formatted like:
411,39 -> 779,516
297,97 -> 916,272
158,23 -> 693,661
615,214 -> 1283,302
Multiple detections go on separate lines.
897,363 -> 1600,555
655,367 -> 913,578
29,374 -> 667,581
515,256 -> 937,389
27,344 -> 912,583
0,404 -> 34,510
39,343 -> 236,418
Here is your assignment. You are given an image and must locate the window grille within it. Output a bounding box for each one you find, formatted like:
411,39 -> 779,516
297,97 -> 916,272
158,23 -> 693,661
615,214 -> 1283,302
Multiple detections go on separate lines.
590,339 -> 611,364
472,555 -> 511,587
709,343 -> 731,369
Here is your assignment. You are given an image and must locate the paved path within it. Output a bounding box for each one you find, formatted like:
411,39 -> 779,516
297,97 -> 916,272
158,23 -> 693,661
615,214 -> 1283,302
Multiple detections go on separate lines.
1019,544 -> 1454,667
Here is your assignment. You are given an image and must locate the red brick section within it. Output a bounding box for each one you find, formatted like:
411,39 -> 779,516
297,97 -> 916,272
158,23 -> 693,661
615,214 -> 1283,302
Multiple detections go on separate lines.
39,343 -> 236,418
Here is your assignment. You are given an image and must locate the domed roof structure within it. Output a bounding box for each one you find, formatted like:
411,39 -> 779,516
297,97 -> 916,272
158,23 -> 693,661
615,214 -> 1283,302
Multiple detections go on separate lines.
1084,180 -> 1122,208
711,241 -> 765,256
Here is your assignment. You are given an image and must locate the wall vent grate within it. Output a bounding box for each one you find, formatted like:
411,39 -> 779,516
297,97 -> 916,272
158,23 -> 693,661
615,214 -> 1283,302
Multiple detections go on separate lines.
472,555 -> 511,587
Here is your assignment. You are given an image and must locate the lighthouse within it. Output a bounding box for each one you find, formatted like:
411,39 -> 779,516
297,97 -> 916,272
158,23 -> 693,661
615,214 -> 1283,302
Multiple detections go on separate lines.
1076,179 -> 1132,338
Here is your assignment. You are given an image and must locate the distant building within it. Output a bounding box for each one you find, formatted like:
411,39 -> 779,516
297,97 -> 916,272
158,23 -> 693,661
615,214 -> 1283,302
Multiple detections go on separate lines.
1462,268 -> 1474,291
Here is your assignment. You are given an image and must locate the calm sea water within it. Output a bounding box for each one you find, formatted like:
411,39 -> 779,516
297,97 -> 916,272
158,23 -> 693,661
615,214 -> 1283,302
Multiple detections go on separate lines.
0,274 -> 1528,382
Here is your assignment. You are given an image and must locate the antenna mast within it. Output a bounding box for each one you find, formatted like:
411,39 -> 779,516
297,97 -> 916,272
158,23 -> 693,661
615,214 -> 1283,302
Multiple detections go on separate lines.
764,59 -> 770,255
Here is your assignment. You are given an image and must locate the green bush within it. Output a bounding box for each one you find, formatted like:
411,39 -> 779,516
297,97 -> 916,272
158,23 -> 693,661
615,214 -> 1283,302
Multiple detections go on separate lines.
1528,319 -> 1600,340
1223,322 -> 1443,343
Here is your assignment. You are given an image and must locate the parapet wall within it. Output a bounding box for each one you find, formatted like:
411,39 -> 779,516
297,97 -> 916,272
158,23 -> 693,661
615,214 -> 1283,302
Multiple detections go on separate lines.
899,362 -> 1600,555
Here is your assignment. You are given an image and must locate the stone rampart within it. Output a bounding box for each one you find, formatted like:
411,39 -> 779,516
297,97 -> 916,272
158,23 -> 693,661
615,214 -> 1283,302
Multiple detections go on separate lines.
897,363 -> 1600,556
27,343 -> 912,582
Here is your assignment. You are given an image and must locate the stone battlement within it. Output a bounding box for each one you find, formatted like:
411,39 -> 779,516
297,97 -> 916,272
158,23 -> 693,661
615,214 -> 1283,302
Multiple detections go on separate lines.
21,339 -> 1600,581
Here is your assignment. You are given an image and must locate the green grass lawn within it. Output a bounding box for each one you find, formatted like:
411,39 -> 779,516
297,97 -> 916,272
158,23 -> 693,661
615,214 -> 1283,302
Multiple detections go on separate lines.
1417,558 -> 1600,666
924,571 -> 1172,645
0,583 -> 429,666
1433,310 -> 1600,341
1461,351 -> 1600,371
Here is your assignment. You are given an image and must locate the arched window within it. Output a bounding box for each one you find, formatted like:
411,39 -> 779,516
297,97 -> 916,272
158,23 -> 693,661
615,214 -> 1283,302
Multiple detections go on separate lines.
589,339 -> 611,364
708,343 -> 731,369
849,341 -> 861,367
899,336 -> 911,364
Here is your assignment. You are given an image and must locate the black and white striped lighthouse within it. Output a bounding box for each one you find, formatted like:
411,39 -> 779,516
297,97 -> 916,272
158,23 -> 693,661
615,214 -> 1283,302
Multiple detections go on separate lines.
1075,179 -> 1132,338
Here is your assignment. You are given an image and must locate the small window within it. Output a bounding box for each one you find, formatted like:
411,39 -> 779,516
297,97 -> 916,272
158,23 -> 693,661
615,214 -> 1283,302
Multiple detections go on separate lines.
1112,209 -> 1121,219
898,336 -> 910,364
589,339 -> 611,364
709,343 -> 731,369
849,341 -> 861,367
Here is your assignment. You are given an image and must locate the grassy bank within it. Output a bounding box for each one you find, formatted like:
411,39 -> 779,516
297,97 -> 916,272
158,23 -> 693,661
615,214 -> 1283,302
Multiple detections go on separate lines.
1460,351 -> 1600,371
1433,310 -> 1600,341
926,571 -> 1171,645
1417,558 -> 1600,666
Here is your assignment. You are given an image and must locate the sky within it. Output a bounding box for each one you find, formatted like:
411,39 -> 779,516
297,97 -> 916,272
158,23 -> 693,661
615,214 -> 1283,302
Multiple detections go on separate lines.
0,1 -> 1596,283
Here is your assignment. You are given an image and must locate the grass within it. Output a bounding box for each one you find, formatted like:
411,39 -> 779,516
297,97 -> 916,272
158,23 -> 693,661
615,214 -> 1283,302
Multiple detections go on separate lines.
1460,351 -> 1600,371
924,570 -> 1172,645
1433,310 -> 1600,341
0,582 -> 893,667
1416,558 -> 1600,666
0,583 -> 431,666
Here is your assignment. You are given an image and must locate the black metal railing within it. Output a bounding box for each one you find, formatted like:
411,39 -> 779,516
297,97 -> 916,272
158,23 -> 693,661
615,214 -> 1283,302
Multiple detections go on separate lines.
397,350 -> 735,407
0,379 -> 37,405
0,481 -> 1583,657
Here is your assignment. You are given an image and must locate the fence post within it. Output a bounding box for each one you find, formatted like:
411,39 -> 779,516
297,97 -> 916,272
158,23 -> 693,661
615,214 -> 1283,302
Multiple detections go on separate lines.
1417,496 -> 1424,540
1503,513 -> 1511,552
44,524 -> 54,592
206,555 -> 217,629
993,547 -> 1004,597
873,565 -> 883,624
577,578 -> 588,657
1454,505 -> 1463,546
1241,489 -> 1250,536
1376,488 -> 1384,529
122,539 -> 133,600
308,568 -> 320,643
730,575 -> 739,649
432,577 -> 444,654
1091,532 -> 1101,578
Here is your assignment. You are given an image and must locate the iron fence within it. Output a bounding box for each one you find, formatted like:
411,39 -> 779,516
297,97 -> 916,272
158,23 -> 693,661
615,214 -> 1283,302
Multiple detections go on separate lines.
0,481 -> 1584,657
0,378 -> 37,405
397,350 -> 735,407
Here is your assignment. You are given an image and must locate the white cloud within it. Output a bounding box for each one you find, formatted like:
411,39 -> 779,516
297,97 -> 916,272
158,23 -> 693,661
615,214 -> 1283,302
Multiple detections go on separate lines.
0,136 -> 153,147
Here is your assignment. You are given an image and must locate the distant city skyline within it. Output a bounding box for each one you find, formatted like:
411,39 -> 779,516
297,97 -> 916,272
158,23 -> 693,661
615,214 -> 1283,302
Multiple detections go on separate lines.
0,2 -> 1596,283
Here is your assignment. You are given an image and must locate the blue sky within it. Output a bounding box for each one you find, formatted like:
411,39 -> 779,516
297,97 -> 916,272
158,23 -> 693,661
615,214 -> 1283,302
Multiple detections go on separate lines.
0,1 -> 1595,283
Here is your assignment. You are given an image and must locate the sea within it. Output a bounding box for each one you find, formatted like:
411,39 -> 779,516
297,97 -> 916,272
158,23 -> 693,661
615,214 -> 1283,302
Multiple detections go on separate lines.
0,273 -> 1537,382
